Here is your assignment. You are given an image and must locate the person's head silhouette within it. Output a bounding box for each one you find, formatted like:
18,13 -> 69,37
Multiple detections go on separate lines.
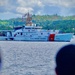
55,44 -> 75,75
0,52 -> 1,69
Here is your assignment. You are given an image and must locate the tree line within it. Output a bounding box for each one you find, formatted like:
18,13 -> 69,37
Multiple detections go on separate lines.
0,15 -> 75,34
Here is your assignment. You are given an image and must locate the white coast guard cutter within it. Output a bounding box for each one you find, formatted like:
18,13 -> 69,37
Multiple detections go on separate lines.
0,13 -> 73,41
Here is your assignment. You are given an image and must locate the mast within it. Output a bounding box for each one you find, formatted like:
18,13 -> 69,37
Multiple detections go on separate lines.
22,12 -> 32,26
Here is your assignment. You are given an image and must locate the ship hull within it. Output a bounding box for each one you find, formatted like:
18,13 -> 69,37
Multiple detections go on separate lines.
0,36 -> 7,40
0,33 -> 73,42
13,33 -> 73,42
0,30 -> 73,42
54,33 -> 73,42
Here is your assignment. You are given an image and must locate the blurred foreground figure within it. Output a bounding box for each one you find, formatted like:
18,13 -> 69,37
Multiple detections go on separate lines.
0,48 -> 2,72
0,51 -> 1,69
55,44 -> 75,75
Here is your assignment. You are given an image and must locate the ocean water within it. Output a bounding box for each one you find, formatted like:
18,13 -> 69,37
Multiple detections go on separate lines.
0,37 -> 75,75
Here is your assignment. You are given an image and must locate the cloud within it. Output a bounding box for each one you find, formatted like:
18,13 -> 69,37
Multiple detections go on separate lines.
42,0 -> 75,8
0,0 -> 8,6
58,0 -> 75,8
17,0 -> 44,7
16,0 -> 44,14
0,0 -> 19,12
16,7 -> 33,14
42,0 -> 75,16
0,0 -> 75,19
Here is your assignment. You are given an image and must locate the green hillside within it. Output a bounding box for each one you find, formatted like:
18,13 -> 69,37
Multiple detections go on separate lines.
0,15 -> 75,34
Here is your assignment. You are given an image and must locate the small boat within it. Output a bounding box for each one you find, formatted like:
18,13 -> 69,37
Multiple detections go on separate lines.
0,13 -> 73,42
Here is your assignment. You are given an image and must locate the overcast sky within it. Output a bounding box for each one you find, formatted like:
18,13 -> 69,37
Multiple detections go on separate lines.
0,0 -> 75,19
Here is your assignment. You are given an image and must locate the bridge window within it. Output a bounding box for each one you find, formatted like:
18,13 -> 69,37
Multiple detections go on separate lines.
21,33 -> 22,35
41,33 -> 43,35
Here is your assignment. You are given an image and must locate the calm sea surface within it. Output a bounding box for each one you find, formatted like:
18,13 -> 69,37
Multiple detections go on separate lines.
0,37 -> 75,75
